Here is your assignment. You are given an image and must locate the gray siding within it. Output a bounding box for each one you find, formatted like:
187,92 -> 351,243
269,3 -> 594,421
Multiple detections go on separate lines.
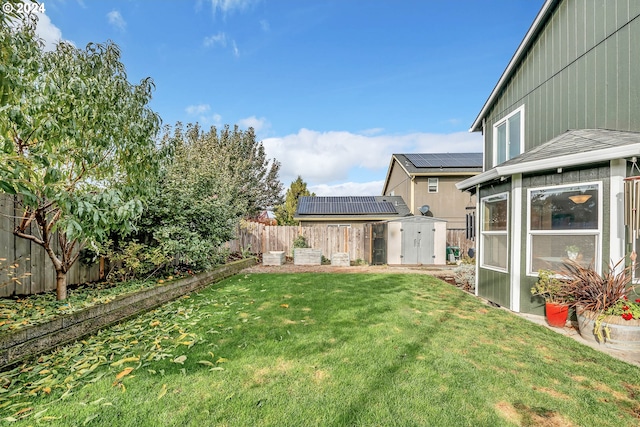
484,0 -> 640,169
477,181 -> 511,308
518,164 -> 610,314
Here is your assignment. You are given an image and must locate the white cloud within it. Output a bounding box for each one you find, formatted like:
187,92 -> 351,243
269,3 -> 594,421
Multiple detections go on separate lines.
232,40 -> 239,57
203,32 -> 227,48
209,0 -> 257,15
237,116 -> 270,133
310,181 -> 385,197
30,4 -> 64,51
185,104 -> 211,115
107,10 -> 126,31
185,103 -> 222,126
263,129 -> 483,194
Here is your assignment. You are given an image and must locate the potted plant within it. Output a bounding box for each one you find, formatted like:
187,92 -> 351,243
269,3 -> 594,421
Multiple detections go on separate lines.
531,269 -> 569,327
561,258 -> 640,350
565,245 -> 580,261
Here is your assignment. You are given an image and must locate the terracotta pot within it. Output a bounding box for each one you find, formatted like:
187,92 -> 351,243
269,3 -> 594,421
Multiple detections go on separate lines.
545,302 -> 568,327
576,307 -> 640,351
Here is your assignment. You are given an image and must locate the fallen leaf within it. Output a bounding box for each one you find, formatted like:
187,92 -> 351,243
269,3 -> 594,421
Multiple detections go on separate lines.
173,355 -> 187,365
110,356 -> 140,367
280,304 -> 289,308
158,384 -> 167,400
114,367 -> 134,381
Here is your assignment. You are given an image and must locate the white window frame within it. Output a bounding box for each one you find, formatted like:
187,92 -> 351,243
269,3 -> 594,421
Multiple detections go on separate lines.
526,181 -> 602,277
428,178 -> 438,193
480,192 -> 509,273
493,105 -> 524,167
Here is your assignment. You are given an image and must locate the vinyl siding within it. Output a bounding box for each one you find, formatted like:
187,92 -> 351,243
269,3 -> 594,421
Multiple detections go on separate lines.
483,1 -> 640,170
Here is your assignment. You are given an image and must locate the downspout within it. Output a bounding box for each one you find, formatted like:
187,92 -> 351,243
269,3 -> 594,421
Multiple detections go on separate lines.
410,175 -> 415,215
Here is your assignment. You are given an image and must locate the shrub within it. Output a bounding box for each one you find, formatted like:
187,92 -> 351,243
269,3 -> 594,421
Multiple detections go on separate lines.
453,263 -> 475,292
293,235 -> 309,249
106,241 -> 172,282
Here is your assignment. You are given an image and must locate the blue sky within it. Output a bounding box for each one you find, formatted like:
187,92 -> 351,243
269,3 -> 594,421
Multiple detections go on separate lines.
31,0 -> 543,196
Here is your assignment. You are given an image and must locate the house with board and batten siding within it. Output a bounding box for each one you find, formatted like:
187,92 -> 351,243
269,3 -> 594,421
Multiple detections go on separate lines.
457,0 -> 640,315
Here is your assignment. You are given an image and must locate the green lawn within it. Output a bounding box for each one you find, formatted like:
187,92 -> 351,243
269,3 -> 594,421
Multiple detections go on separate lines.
1,272 -> 639,426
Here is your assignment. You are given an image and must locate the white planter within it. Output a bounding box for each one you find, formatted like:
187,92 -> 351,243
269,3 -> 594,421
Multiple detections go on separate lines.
294,248 -> 322,265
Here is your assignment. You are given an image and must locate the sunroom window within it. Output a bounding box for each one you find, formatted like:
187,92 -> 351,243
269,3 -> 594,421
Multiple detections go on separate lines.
528,183 -> 600,275
481,193 -> 508,271
494,106 -> 523,166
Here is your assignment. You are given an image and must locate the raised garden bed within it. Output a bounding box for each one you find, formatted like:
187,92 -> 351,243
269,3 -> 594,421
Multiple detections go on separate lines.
0,258 -> 255,369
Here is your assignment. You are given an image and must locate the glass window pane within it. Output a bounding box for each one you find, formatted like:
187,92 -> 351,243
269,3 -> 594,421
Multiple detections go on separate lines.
508,111 -> 521,159
530,184 -> 598,230
482,234 -> 508,269
496,123 -> 507,164
482,196 -> 508,231
530,234 -> 597,273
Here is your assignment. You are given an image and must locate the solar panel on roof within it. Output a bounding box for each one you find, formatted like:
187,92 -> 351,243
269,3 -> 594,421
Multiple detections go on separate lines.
297,196 -> 397,215
404,153 -> 482,168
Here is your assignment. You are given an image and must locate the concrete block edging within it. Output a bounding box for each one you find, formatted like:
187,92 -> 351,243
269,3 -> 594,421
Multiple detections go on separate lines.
0,258 -> 255,369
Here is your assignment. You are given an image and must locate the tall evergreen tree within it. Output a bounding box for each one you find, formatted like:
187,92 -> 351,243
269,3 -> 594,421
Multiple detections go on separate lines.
275,176 -> 315,225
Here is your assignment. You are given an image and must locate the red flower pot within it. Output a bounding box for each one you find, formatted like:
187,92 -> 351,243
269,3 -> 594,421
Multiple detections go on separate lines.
545,302 -> 568,328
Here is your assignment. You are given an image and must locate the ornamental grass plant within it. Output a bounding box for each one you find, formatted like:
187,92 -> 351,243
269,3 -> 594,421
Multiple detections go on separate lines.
559,258 -> 633,313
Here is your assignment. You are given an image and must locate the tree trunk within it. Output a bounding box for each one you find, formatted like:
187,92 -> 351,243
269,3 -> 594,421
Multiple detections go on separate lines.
56,269 -> 67,301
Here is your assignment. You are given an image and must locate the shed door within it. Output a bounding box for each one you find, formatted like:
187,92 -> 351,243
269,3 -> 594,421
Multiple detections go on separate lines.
401,222 -> 435,265
371,223 -> 387,265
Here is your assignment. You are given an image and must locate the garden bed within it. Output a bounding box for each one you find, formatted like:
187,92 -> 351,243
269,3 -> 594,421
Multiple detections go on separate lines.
0,258 -> 255,369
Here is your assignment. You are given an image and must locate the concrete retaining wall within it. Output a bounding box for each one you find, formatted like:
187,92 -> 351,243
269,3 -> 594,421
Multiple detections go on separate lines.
0,258 -> 255,369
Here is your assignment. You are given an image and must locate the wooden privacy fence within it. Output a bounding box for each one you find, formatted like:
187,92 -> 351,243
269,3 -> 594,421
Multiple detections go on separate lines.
225,222 -> 369,262
0,195 -> 101,298
226,221 -> 475,263
446,229 -> 475,259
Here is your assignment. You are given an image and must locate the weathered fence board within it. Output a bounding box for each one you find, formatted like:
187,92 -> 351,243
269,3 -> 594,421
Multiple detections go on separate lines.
0,195 -> 101,297
226,222 -> 369,262
227,222 -> 475,264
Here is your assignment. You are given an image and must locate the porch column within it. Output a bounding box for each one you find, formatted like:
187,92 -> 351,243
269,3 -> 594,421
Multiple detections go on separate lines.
610,159 -> 626,264
510,174 -> 523,312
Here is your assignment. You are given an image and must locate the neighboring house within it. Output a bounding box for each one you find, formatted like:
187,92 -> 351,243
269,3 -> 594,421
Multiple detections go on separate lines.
294,195 -> 411,226
457,0 -> 640,315
382,153 -> 482,229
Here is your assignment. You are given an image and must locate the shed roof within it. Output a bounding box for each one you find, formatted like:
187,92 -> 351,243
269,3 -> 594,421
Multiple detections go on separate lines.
457,129 -> 640,190
294,195 -> 411,220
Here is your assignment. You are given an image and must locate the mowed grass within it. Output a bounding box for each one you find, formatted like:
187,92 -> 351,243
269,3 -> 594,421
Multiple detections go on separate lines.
2,272 -> 640,426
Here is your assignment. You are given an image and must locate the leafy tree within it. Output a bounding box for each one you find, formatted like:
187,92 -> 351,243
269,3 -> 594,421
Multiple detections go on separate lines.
0,22 -> 161,299
138,123 -> 283,269
275,176 -> 315,225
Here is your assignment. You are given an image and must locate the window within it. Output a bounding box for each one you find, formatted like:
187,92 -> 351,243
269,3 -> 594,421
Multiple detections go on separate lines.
494,106 -> 524,166
428,178 -> 438,193
528,183 -> 600,275
480,193 -> 509,271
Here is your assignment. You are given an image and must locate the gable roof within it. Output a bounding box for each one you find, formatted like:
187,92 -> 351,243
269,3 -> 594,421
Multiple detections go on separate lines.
382,153 -> 483,194
394,153 -> 483,174
294,196 -> 411,220
470,0 -> 556,132
457,129 -> 640,190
